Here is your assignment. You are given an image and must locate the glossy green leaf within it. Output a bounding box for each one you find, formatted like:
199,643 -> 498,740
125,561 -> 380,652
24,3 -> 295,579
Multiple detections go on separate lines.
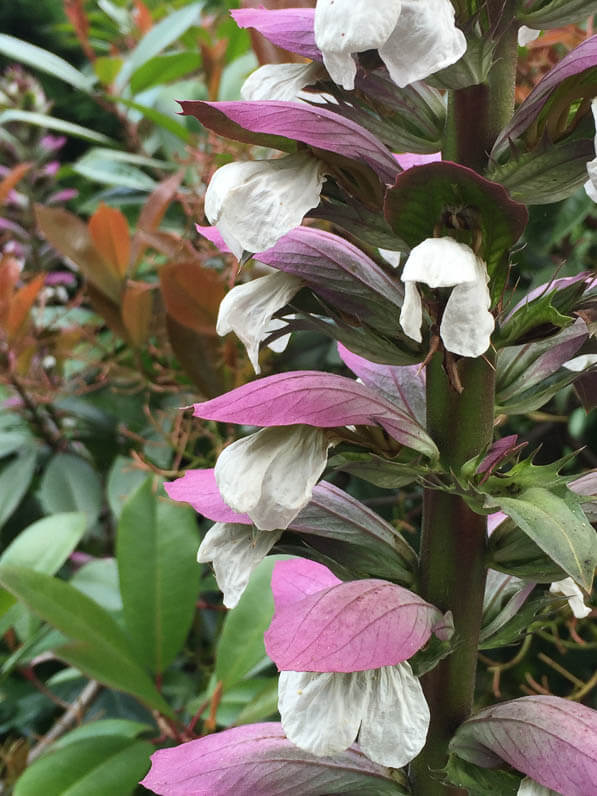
444,754 -> 520,795
487,487 -> 597,591
94,56 -> 123,86
0,566 -> 172,715
130,51 -> 201,95
0,513 -> 86,572
106,456 -> 148,520
0,431 -> 32,458
0,449 -> 37,529
39,454 -> 102,530
215,556 -> 286,690
115,2 -> 204,90
0,34 -> 94,92
14,736 -> 153,796
117,480 -> 200,674
72,155 -> 157,191
233,678 -> 280,726
0,111 -> 113,145
53,719 -> 152,748
70,559 -> 123,614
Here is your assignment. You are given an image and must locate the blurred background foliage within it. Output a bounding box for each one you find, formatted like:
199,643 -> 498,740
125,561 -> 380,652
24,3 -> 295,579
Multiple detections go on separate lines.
0,2 -> 595,793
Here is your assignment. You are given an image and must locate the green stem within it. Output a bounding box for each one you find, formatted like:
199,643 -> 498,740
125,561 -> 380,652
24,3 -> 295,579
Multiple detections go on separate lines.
409,15 -> 518,794
410,355 -> 495,795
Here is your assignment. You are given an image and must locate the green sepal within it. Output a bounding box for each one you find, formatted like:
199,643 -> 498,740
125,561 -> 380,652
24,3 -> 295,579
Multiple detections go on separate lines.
481,450 -> 575,495
479,592 -> 554,649
409,634 -> 454,677
487,518 -> 569,583
443,754 -> 520,795
427,34 -> 495,90
328,451 -> 431,489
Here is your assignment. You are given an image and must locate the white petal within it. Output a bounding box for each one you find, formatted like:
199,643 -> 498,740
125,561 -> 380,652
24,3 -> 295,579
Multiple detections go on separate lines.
265,315 -> 294,354
278,670 -> 368,757
399,281 -> 423,343
378,248 -> 401,268
204,153 -> 326,258
379,0 -> 467,88
215,426 -> 330,531
216,272 -> 302,374
517,775 -> 562,795
358,662 -> 429,768
549,578 -> 591,619
241,62 -> 325,103
563,354 -> 597,372
585,158 -> 597,203
314,0 -> 402,90
402,237 -> 479,288
518,27 -> 541,47
440,257 -> 494,358
197,523 -> 281,609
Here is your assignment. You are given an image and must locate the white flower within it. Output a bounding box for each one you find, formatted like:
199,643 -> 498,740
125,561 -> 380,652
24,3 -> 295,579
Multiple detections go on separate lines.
215,425 -> 331,531
584,99 -> 597,202
549,578 -> 591,619
278,662 -> 429,768
197,522 -> 282,608
378,248 -> 401,268
204,153 -> 326,258
517,776 -> 561,795
399,237 -> 495,358
518,27 -> 541,47
217,271 -> 303,374
314,0 -> 466,91
563,354 -> 597,372
241,62 -> 326,103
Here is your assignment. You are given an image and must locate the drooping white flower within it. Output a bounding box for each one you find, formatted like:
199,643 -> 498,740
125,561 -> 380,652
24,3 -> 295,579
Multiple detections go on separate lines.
518,27 -> 541,47
517,775 -> 562,795
204,153 -> 326,258
217,271 -> 303,374
314,0 -> 466,91
378,247 -> 401,268
563,353 -> 597,372
278,662 -> 429,768
584,99 -> 597,202
215,425 -> 331,531
399,237 -> 495,358
197,522 -> 282,609
241,62 -> 326,103
549,577 -> 591,619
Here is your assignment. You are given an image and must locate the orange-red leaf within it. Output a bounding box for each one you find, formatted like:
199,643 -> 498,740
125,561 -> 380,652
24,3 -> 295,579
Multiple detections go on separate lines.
131,171 -> 183,266
35,204 -> 122,302
0,257 -> 21,326
134,0 -> 153,34
160,261 -> 225,336
6,274 -> 45,340
121,280 -> 154,347
0,163 -> 31,206
89,202 -> 131,278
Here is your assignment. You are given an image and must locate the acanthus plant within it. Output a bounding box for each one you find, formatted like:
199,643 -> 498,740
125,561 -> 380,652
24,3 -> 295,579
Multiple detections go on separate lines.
142,2 -> 597,795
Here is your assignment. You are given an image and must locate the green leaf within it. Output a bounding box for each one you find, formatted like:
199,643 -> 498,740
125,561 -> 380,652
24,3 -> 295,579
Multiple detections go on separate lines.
0,566 -> 172,715
384,162 -> 528,277
0,513 -> 86,572
106,456 -> 148,520
444,754 -> 520,795
0,110 -> 114,145
487,519 -> 569,583
215,556 -> 286,690
72,151 -> 157,191
487,487 -> 597,591
94,56 -> 123,86
0,34 -> 95,92
130,51 -> 201,95
233,678 -> 279,726
39,454 -> 103,530
111,96 -> 191,142
117,480 -> 200,674
0,431 -> 33,458
70,559 -> 123,614
0,449 -> 37,529
115,2 -> 204,90
13,737 -> 153,796
53,719 -> 152,748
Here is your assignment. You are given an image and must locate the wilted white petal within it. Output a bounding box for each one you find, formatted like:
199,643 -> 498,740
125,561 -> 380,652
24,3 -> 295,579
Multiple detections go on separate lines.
399,281 -> 423,343
517,775 -> 562,795
241,62 -> 325,102
378,248 -> 401,268
440,256 -> 494,358
216,272 -> 303,374
402,237 -> 479,288
197,523 -> 282,608
358,662 -> 429,768
215,426 -> 330,531
279,670 -> 368,757
550,578 -> 591,619
204,153 -> 326,258
563,354 -> 597,372
517,27 -> 541,47
379,0 -> 466,88
314,0 -> 402,90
